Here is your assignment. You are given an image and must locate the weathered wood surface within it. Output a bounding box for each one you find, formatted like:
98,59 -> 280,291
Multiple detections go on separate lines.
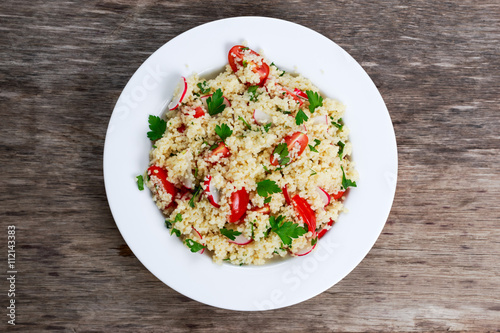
1,0 -> 499,331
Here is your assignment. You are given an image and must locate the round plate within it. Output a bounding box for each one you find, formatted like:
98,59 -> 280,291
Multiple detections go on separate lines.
103,17 -> 397,311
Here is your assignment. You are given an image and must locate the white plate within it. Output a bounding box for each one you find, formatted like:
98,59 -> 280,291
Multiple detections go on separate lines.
103,17 -> 397,311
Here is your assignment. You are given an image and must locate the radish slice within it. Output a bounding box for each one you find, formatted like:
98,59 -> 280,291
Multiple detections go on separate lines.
203,175 -> 220,208
201,94 -> 231,110
168,77 -> 188,110
312,115 -> 328,125
294,88 -> 308,99
192,227 -> 206,254
183,177 -> 194,189
317,219 -> 335,239
228,234 -> 253,245
301,124 -> 307,132
292,243 -> 317,256
316,187 -> 331,207
253,108 -> 272,125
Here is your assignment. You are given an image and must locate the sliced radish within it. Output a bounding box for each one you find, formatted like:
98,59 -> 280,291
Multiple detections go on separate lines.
168,77 -> 188,110
316,187 -> 331,207
301,124 -> 307,133
312,115 -> 328,125
192,227 -> 206,254
294,88 -> 308,99
203,175 -> 220,208
182,177 -> 194,189
317,219 -> 335,239
200,94 -> 231,110
282,185 -> 291,204
291,243 -> 317,256
253,108 -> 272,125
228,234 -> 253,245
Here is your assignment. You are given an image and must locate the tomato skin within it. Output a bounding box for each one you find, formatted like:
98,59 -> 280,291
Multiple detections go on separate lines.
282,185 -> 291,204
251,204 -> 270,214
208,142 -> 230,160
270,132 -> 309,166
147,166 -> 177,208
317,219 -> 334,239
332,190 -> 346,200
193,106 -> 205,118
228,45 -> 269,86
291,194 -> 316,232
278,84 -> 303,106
228,188 -> 250,223
177,124 -> 186,133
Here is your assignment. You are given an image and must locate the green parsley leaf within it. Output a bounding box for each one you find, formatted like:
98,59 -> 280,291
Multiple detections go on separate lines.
314,139 -> 321,146
251,221 -> 255,240
264,196 -> 272,204
310,169 -> 317,176
273,143 -> 290,166
337,141 -> 345,158
308,145 -> 318,153
194,167 -> 199,178
184,239 -> 205,252
188,185 -> 202,208
311,237 -> 318,246
223,258 -> 231,262
305,90 -> 323,113
295,109 -> 309,125
165,220 -> 172,229
256,179 -> 282,197
239,116 -> 252,130
170,228 -> 181,237
279,70 -> 285,77
248,85 -> 259,102
330,116 -> 344,131
270,62 -> 276,67
165,213 -> 182,229
263,123 -> 272,133
209,143 -> 219,150
197,81 -> 210,94
262,165 -> 270,173
269,215 -> 307,246
147,115 -> 167,141
341,165 -> 357,190
241,47 -> 249,51
174,213 -> 182,222
206,89 -> 226,116
215,123 -> 233,142
220,228 -> 242,241
136,175 -> 144,191
242,60 -> 248,67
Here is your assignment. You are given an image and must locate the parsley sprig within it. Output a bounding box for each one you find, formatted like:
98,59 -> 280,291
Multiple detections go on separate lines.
270,215 -> 307,246
197,81 -> 211,94
248,86 -> 259,102
136,175 -> 144,191
330,117 -> 343,131
273,143 -> 290,165
256,179 -> 282,197
239,116 -> 252,130
147,115 -> 167,141
184,239 -> 205,253
305,90 -> 323,113
215,123 -> 233,142
188,185 -> 202,208
341,165 -> 357,190
295,109 -> 308,125
308,139 -> 321,152
207,89 -> 226,116
337,141 -> 345,158
220,228 -> 242,241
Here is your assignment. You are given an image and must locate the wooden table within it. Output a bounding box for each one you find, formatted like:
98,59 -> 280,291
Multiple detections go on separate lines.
1,0 -> 499,331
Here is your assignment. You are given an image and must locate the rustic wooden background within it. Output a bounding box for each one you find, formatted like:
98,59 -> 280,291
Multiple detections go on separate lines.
1,0 -> 499,331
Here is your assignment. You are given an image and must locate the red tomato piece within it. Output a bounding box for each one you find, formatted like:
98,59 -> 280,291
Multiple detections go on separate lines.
228,45 -> 269,86
251,204 -> 270,214
317,219 -> 334,239
291,194 -> 316,232
208,142 -> 230,161
228,188 -> 250,223
270,132 -> 309,166
278,84 -> 303,106
177,124 -> 186,133
332,190 -> 346,201
193,106 -> 205,118
282,185 -> 291,204
147,166 -> 177,208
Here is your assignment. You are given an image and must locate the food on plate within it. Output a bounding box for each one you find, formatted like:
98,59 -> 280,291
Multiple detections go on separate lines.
141,45 -> 357,265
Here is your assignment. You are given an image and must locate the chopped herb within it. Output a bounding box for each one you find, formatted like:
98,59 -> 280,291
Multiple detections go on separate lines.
194,167 -> 199,178
341,165 -> 357,190
256,179 -> 282,197
251,220 -> 256,240
242,60 -> 248,67
241,47 -> 249,51
269,215 -> 307,246
310,169 -> 317,176
220,228 -> 242,241
264,196 -> 272,204
215,123 -> 233,141
337,141 -> 345,158
308,145 -> 318,153
308,139 -> 321,152
188,185 -> 202,208
330,116 -> 344,131
263,123 -> 272,133
314,139 -> 321,146
170,228 -> 181,237
264,227 -> 271,238
136,175 -> 144,191
193,92 -> 200,97
248,85 -> 259,102
279,70 -> 285,77
295,109 -> 309,125
202,140 -> 210,147
152,145 -> 157,149
311,237 -> 318,246
209,143 -> 219,150
238,116 -> 252,130
184,239 -> 205,252
206,89 -> 226,116
273,143 -> 290,165
164,220 -> 172,229
147,115 -> 167,141
305,90 -> 323,113
223,258 -> 231,262
262,165 -> 270,173
271,62 -> 276,67
197,81 -> 211,94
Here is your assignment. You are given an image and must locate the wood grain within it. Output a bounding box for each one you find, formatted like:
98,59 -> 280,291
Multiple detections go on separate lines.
1,0 -> 499,331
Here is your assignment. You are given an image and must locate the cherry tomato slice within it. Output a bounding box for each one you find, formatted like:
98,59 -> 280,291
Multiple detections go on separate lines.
208,142 -> 230,160
177,124 -> 186,133
228,45 -> 269,86
282,185 -> 291,204
270,132 -> 309,166
317,219 -> 334,239
291,194 -> 316,232
251,204 -> 270,214
147,166 -> 177,208
193,106 -> 205,118
332,190 -> 346,201
228,187 -> 250,223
